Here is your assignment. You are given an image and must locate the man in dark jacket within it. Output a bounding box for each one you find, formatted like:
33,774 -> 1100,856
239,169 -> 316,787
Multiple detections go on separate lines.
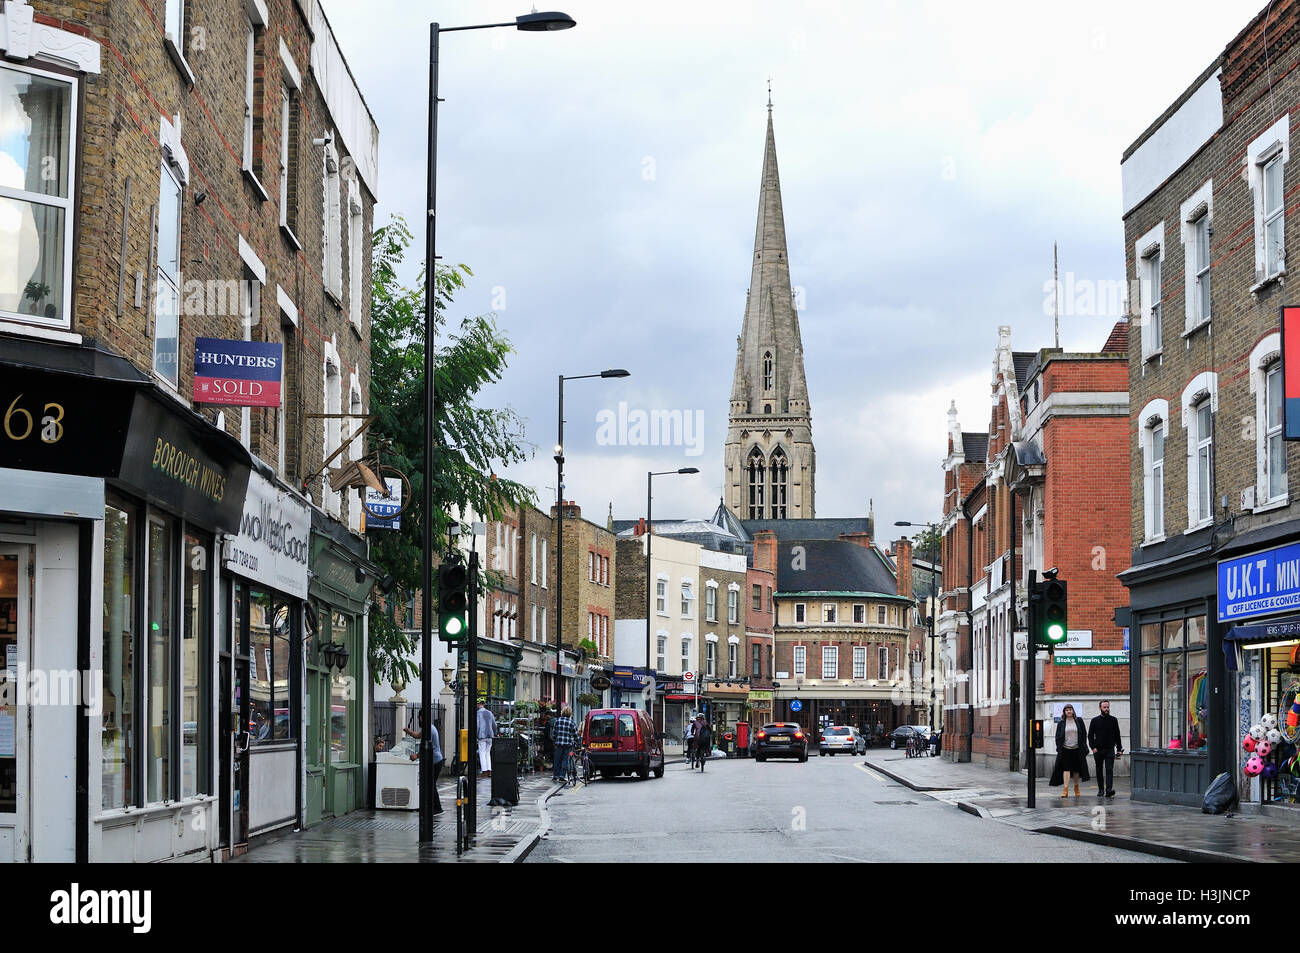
1088,700 -> 1124,798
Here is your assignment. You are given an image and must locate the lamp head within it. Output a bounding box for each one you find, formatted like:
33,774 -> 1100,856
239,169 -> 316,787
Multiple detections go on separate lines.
678,467 -> 699,475
516,11 -> 576,30
600,368 -> 630,378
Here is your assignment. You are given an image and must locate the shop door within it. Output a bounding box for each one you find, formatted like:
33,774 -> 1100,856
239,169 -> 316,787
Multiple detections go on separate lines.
304,608 -> 326,826
220,583 -> 250,849
0,548 -> 31,862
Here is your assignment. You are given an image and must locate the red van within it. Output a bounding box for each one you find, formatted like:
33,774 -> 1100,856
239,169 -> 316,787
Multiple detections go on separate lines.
582,708 -> 665,780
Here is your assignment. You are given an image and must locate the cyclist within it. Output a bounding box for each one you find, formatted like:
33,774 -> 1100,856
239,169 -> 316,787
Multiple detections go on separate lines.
693,716 -> 713,770
550,705 -> 579,783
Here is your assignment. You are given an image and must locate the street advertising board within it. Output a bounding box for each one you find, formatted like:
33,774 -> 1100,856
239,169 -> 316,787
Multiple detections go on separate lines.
1218,540 -> 1300,622
363,477 -> 403,529
1284,306 -> 1300,439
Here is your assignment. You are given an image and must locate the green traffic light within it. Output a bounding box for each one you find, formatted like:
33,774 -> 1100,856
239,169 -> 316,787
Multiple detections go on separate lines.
444,616 -> 463,636
1047,623 -> 1065,642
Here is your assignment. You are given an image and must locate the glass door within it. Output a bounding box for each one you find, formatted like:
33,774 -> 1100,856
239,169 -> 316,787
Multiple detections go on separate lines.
0,548 -> 30,861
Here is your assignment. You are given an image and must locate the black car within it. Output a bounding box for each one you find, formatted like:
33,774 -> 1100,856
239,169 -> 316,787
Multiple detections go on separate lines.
752,723 -> 809,762
886,725 -> 930,750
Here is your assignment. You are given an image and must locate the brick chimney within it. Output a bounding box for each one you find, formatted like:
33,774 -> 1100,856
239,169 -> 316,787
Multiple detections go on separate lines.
752,530 -> 778,573
895,537 -> 913,599
550,500 -> 582,521
838,532 -> 872,551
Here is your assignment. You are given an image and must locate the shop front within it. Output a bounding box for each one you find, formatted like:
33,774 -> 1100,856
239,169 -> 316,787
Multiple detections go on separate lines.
220,465 -> 310,848
775,691 -> 902,743
0,342 -> 253,862
1218,537 -> 1300,811
610,667 -> 652,710
702,679 -> 748,743
747,689 -> 773,730
305,510 -> 379,827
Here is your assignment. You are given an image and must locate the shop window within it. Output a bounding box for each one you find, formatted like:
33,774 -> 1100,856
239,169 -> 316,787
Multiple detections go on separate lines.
250,590 -> 294,744
1138,616 -> 1208,751
330,611 -> 351,760
181,529 -> 212,797
102,499 -> 137,811
0,63 -> 75,329
146,514 -> 175,803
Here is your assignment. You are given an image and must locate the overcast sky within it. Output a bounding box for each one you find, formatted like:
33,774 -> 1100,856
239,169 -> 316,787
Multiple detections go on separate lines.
322,0 -> 1263,538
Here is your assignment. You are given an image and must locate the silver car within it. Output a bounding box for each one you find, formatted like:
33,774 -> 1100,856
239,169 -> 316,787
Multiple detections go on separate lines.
818,725 -> 866,756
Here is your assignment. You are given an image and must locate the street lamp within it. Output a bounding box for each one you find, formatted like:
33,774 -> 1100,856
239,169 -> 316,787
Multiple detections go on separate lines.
895,520 -> 940,731
554,369 -> 630,703
646,468 -> 699,723
419,9 -> 576,846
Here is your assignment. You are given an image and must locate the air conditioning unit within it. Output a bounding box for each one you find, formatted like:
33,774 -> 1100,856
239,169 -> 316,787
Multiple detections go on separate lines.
1241,487 -> 1256,513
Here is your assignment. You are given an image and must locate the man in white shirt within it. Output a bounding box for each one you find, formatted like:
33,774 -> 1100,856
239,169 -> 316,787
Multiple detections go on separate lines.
476,700 -> 497,777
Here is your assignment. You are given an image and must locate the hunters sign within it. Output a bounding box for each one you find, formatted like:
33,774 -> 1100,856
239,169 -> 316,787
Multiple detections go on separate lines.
193,338 -> 283,407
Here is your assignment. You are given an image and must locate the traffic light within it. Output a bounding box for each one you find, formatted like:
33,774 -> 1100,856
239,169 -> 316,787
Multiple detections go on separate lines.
437,553 -> 469,642
1030,719 -> 1044,748
1038,573 -> 1068,648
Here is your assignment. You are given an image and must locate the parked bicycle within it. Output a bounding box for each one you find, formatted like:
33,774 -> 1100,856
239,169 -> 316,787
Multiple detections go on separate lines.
565,743 -> 593,786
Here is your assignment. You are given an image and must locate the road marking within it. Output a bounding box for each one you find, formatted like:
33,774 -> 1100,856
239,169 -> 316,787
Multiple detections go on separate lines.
856,763 -> 888,783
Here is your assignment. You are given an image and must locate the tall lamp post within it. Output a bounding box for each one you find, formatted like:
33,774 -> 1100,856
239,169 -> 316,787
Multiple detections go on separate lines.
420,9 -> 576,845
895,520 -> 940,730
554,369 -> 629,702
646,468 -> 699,723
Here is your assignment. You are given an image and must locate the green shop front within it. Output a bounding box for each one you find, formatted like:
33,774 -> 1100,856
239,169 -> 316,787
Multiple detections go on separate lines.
472,638 -> 521,708
305,509 -> 379,826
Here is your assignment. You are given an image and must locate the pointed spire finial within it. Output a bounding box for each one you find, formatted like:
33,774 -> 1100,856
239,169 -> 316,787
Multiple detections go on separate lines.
767,77 -> 773,113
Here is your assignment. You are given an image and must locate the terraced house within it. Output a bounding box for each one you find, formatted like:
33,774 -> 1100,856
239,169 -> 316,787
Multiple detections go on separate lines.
0,0 -> 379,860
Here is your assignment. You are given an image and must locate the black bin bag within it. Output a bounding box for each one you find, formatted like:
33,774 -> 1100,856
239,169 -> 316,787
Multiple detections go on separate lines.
1202,771 -> 1237,815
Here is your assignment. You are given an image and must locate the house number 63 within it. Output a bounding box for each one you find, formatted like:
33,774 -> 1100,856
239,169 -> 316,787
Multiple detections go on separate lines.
5,395 -> 65,444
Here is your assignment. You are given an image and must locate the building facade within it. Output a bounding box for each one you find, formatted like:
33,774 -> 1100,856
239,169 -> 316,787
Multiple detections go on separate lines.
1118,0 -> 1300,806
0,0 -> 378,860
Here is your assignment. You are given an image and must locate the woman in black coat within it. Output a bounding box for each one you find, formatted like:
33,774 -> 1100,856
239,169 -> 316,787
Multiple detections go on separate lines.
1049,704 -> 1091,798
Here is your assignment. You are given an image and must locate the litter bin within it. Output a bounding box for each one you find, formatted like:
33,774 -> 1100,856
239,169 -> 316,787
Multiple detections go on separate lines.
490,737 -> 519,806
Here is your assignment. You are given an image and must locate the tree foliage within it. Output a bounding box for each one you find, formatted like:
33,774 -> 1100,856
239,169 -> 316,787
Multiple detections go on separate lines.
367,217 -> 534,684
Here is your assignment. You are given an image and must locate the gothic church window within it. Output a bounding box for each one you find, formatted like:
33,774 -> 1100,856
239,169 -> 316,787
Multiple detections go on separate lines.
763,352 -> 773,391
747,447 -> 766,519
770,448 -> 788,518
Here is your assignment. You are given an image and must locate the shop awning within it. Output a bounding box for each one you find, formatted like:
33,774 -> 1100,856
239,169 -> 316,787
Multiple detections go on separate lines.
1222,616 -> 1300,671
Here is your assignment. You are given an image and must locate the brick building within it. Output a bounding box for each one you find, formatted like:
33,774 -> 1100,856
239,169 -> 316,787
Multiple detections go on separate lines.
0,0 -> 378,860
746,530 -> 777,727
940,325 -> 1130,772
552,500 -> 615,715
1118,0 -> 1300,806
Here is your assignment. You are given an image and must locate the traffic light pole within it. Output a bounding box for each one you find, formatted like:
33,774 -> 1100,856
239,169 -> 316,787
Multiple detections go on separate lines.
467,547 -> 479,849
1027,569 -> 1037,810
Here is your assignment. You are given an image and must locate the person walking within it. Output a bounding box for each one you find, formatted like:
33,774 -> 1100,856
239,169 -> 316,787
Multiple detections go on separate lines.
476,699 -> 497,778
1088,700 -> 1124,798
1049,704 -> 1090,798
550,706 -> 579,782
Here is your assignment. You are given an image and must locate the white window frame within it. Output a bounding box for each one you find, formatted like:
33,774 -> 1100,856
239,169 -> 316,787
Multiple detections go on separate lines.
822,603 -> 836,624
727,642 -> 736,678
853,645 -> 866,679
0,63 -> 79,332
278,85 -> 292,228
323,140 -> 343,302
727,587 -> 739,624
1134,222 -> 1165,361
242,16 -> 256,172
1251,334 -> 1289,507
878,645 -> 888,680
793,644 -> 806,676
821,645 -> 838,679
877,605 -> 886,625
681,637 -> 692,674
680,581 -> 693,618
347,174 -> 363,332
1180,181 -> 1213,332
853,604 -> 865,624
705,581 -> 718,622
1139,398 -> 1169,542
657,635 -> 667,672
153,159 -> 184,389
1180,373 -> 1218,530
540,539 -> 548,588
706,639 -> 715,678
657,578 -> 668,615
322,339 -> 342,517
1248,115 -> 1290,285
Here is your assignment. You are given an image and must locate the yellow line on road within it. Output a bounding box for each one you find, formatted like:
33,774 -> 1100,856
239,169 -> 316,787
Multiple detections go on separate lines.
856,763 -> 887,783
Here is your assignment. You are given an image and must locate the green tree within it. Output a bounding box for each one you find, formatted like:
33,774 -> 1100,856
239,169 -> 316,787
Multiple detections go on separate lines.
908,524 -> 941,565
366,217 -> 534,685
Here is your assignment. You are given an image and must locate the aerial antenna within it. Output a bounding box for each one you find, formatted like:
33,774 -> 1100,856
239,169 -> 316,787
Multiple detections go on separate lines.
1053,241 -> 1060,349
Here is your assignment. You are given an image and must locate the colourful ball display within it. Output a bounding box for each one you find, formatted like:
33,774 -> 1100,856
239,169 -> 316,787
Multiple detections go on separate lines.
1267,728 -> 1283,745
1263,714 -> 1279,730
1258,740 -> 1273,758
1245,755 -> 1265,776
1263,762 -> 1280,779
1251,724 -> 1267,741
1243,735 -> 1258,752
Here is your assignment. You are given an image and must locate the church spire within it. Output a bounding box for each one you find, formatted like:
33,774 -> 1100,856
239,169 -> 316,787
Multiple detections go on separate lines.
723,99 -> 816,521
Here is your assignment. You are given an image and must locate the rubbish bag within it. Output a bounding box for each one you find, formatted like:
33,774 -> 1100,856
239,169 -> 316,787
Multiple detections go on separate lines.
1202,771 -> 1237,815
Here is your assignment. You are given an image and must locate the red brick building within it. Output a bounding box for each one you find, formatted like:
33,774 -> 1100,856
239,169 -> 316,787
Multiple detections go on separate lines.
940,325 -> 1130,771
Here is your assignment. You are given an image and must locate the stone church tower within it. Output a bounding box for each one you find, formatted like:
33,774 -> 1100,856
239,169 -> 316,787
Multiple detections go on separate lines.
724,104 -> 816,520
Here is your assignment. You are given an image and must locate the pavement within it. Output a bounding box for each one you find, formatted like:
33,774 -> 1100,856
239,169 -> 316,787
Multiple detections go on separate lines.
863,750 -> 1300,863
230,769 -> 562,863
